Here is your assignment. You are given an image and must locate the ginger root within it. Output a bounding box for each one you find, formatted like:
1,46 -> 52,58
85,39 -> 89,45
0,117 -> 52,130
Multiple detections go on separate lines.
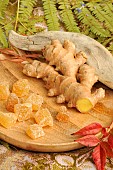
23,60 -> 105,113
23,39 -> 105,113
43,39 -> 87,78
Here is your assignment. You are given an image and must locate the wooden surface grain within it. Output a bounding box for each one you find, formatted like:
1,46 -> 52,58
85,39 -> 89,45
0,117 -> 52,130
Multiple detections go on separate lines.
0,59 -> 113,152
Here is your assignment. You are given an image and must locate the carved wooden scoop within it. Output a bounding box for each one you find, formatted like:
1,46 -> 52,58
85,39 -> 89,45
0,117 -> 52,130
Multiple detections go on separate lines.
9,30 -> 113,89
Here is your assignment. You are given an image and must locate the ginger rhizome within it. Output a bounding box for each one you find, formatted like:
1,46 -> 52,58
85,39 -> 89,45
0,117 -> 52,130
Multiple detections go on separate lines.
23,60 -> 105,113
43,39 -> 87,78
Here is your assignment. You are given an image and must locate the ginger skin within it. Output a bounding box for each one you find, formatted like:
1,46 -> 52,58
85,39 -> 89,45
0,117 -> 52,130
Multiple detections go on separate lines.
43,40 -> 87,78
23,60 -> 105,113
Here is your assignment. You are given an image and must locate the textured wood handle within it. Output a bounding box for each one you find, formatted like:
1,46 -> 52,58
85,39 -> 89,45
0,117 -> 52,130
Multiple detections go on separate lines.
9,30 -> 113,89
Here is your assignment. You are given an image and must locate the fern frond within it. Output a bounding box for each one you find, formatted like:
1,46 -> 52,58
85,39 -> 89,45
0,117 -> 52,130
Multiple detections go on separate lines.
87,2 -> 113,33
101,37 -> 113,47
58,0 -> 80,32
0,0 -> 9,16
0,19 -> 5,26
42,0 -> 60,31
74,4 -> 110,37
108,43 -> 113,52
4,22 -> 14,36
15,0 -> 37,33
0,27 -> 8,48
76,0 -> 112,2
18,17 -> 45,35
19,0 -> 37,20
103,2 -> 113,18
69,0 -> 77,7
107,40 -> 113,55
97,36 -> 105,43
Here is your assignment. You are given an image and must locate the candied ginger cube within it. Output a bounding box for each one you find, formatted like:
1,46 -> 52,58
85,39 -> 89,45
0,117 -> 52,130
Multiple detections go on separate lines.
56,106 -> 70,122
34,108 -> 53,127
12,79 -> 30,97
19,94 -> 30,103
6,93 -> 20,112
0,111 -> 17,128
25,93 -> 43,111
56,112 -> 70,122
14,103 -> 32,121
0,83 -> 10,100
26,124 -> 45,139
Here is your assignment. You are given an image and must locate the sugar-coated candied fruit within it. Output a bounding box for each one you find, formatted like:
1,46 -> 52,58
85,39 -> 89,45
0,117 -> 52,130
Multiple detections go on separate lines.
19,94 -> 30,103
26,124 -> 45,139
25,93 -> 43,111
14,103 -> 32,121
0,111 -> 17,128
12,79 -> 30,97
34,108 -> 53,127
6,93 -> 20,112
0,83 -> 10,100
56,112 -> 70,122
56,106 -> 70,122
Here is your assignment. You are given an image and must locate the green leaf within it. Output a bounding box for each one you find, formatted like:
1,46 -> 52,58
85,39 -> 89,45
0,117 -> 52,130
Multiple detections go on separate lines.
4,21 -> 15,36
87,2 -> 113,32
52,163 -> 62,170
0,0 -> 9,16
19,0 -> 37,19
0,27 -> 8,48
58,0 -> 80,32
108,43 -> 113,51
42,0 -> 60,31
103,2 -> 113,18
74,4 -> 110,37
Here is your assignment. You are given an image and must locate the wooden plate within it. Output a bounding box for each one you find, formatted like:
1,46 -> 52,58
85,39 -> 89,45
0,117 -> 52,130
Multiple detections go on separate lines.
0,31 -> 113,152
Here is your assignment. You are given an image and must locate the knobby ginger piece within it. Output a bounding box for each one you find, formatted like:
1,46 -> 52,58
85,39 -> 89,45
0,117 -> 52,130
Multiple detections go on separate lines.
0,83 -> 10,100
0,111 -> 17,128
6,93 -> 20,112
34,108 -> 53,127
14,103 -> 32,121
23,60 -> 105,113
43,39 -> 87,78
25,93 -> 43,111
12,79 -> 30,97
75,64 -> 105,112
26,124 -> 45,139
56,106 -> 70,122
